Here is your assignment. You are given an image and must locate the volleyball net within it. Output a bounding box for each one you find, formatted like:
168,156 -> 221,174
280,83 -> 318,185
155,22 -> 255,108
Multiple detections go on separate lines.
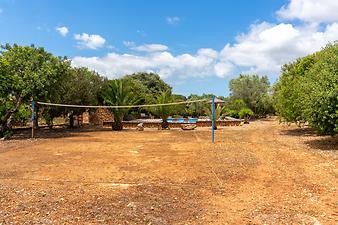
34,97 -> 216,142
36,98 -> 209,109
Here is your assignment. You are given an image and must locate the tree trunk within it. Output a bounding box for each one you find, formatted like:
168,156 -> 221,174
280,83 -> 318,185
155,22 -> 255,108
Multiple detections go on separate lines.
46,115 -> 54,129
161,118 -> 169,130
69,112 -> 74,128
112,118 -> 123,131
1,96 -> 22,126
0,96 -> 22,137
244,116 -> 249,124
47,121 -> 53,129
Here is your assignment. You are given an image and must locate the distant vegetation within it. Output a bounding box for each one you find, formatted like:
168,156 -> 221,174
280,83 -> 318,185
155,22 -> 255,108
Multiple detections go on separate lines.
229,74 -> 274,117
1,42 -> 336,136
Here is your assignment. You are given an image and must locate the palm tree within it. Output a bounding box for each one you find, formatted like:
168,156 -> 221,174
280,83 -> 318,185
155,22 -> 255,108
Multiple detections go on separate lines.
204,104 -> 225,130
150,90 -> 175,129
103,79 -> 137,131
239,108 -> 254,124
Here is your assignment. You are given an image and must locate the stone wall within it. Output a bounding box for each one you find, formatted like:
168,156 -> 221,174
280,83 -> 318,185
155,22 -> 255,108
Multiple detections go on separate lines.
120,120 -> 242,129
197,120 -> 242,127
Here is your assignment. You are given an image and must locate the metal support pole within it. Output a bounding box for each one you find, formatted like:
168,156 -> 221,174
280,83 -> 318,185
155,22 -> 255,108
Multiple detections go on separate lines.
211,95 -> 215,144
31,99 -> 35,138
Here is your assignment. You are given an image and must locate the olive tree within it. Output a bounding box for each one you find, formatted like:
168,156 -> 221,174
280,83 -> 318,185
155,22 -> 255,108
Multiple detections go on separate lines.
229,74 -> 274,116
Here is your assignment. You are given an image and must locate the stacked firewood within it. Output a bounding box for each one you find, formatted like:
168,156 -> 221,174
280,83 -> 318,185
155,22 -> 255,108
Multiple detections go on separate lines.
89,108 -> 114,125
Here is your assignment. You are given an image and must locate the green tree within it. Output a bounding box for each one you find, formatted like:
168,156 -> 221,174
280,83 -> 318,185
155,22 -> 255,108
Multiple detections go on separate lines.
39,66 -> 106,128
63,67 -> 107,128
204,104 -> 225,130
274,42 -> 338,135
186,94 -> 213,117
121,72 -> 172,118
150,90 -> 175,129
273,55 -> 315,124
0,44 -> 67,137
223,98 -> 246,118
123,72 -> 172,103
299,43 -> 338,134
171,94 -> 187,117
238,108 -> 254,124
126,72 -> 171,93
103,79 -> 137,131
39,59 -> 72,128
229,74 -> 273,116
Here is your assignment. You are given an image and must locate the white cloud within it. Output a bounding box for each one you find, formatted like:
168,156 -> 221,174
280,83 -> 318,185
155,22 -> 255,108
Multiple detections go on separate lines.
219,22 -> 338,75
132,44 -> 169,52
56,26 -> 69,36
166,16 -> 180,25
277,0 -> 338,23
214,62 -> 234,77
123,41 -> 135,47
72,21 -> 338,80
106,45 -> 117,50
74,33 -> 106,49
72,47 -> 228,79
71,0 -> 338,80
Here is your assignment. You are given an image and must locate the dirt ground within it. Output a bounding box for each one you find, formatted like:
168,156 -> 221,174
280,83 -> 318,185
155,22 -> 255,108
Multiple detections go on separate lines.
0,119 -> 337,224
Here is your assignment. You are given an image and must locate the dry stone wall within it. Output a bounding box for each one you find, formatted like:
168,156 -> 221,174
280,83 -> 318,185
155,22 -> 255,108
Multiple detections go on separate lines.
121,120 -> 241,129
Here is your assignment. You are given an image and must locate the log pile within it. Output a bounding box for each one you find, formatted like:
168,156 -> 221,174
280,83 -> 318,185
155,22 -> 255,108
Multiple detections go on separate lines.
89,108 -> 114,125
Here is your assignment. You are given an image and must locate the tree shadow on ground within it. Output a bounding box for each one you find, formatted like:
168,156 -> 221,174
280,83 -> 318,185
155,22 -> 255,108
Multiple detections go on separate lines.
280,127 -> 315,137
10,126 -> 112,140
304,136 -> 338,151
281,127 -> 338,151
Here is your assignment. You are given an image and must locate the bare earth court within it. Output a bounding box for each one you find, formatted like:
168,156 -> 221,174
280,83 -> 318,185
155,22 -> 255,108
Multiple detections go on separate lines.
0,119 -> 337,224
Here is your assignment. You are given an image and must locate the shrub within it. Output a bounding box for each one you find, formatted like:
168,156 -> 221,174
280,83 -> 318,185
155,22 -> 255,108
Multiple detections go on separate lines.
274,42 -> 338,135
239,108 -> 254,123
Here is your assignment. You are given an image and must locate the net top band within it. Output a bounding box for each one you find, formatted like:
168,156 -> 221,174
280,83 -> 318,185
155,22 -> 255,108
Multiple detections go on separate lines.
37,99 -> 209,109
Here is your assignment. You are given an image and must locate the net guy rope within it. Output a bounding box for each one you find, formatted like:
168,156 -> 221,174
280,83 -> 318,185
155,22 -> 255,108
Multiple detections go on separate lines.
33,97 -> 216,143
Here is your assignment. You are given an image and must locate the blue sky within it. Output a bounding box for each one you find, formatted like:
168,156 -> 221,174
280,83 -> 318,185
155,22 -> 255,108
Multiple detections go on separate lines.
1,0 -> 337,96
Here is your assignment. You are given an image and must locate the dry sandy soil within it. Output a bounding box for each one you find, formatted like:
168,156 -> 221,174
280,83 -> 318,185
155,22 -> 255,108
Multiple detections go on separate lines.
0,119 -> 337,224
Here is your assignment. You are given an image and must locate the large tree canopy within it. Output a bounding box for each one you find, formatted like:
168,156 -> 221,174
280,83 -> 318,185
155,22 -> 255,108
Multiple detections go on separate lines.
0,44 -> 69,137
186,94 -> 213,117
122,72 -> 172,103
229,74 -> 274,116
274,42 -> 338,135
41,67 -> 107,128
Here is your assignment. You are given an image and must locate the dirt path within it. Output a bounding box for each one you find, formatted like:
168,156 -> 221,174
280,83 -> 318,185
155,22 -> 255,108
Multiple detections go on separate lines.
195,121 -> 337,224
0,120 -> 337,224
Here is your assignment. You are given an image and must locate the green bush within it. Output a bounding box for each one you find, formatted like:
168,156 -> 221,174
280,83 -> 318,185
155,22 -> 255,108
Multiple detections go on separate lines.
223,99 -> 246,118
224,109 -> 240,118
274,42 -> 338,135
239,108 -> 254,119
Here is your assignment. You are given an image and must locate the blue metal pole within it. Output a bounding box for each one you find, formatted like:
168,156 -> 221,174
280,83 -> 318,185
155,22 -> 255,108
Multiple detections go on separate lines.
31,99 -> 35,138
31,99 -> 35,121
211,95 -> 215,143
